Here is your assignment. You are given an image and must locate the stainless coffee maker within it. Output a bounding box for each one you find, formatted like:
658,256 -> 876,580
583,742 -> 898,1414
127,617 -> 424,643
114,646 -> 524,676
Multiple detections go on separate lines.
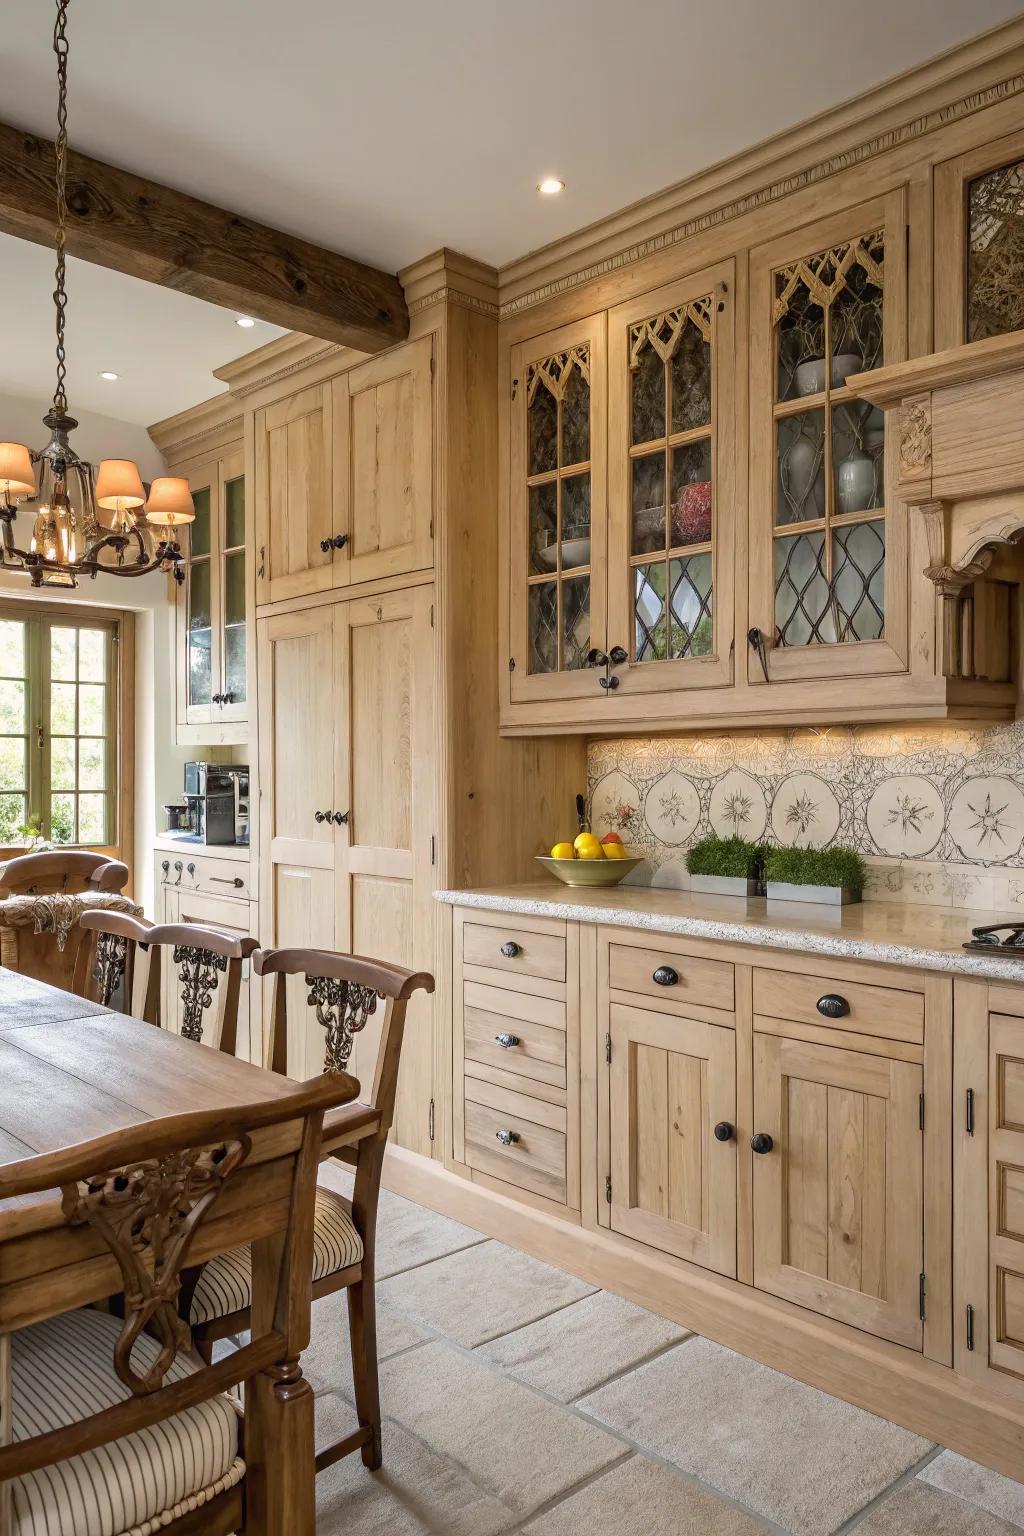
183,762 -> 249,846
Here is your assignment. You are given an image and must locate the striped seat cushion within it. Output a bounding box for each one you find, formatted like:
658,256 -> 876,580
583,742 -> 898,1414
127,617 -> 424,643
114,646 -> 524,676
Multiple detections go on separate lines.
189,1185 -> 363,1326
10,1308 -> 243,1536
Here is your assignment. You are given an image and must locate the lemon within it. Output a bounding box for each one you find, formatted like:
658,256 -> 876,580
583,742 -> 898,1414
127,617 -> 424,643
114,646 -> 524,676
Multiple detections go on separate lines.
577,842 -> 605,860
603,842 -> 629,860
550,841 -> 575,860
573,831 -> 601,853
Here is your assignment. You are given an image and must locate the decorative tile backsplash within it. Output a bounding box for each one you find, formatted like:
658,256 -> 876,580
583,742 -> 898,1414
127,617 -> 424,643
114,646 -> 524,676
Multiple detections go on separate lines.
587,722 -> 1024,912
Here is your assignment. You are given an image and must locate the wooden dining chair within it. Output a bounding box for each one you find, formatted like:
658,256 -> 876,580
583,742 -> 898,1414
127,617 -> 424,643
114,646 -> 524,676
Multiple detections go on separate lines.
0,1071 -> 360,1536
188,946 -> 435,1475
73,909 -> 159,1017
75,910 -> 257,1054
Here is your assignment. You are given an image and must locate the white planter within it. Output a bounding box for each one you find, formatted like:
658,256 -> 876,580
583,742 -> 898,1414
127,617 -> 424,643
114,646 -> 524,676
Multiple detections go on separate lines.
688,874 -> 759,898
765,881 -> 859,906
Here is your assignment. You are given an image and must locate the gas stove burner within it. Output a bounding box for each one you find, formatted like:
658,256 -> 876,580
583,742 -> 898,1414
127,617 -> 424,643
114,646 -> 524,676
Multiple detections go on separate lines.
964,923 -> 1024,953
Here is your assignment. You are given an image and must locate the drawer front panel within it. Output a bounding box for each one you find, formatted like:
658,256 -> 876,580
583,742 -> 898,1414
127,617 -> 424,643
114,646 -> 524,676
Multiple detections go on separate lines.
753,967 -> 923,1043
464,983 -> 567,1088
609,943 -> 734,1013
464,1095 -> 567,1204
463,921 -> 566,983
158,855 -> 253,902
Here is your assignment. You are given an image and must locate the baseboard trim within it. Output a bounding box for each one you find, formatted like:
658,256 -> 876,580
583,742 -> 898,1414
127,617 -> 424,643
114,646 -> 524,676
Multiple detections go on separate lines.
382,1144 -> 1024,1480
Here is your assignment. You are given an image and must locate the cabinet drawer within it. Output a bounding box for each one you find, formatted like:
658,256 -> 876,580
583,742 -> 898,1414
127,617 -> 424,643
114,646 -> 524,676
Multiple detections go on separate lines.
753,967 -> 923,1044
463,920 -> 566,983
609,942 -> 734,1012
159,855 -> 252,902
464,1083 -> 567,1204
463,981 -> 566,1088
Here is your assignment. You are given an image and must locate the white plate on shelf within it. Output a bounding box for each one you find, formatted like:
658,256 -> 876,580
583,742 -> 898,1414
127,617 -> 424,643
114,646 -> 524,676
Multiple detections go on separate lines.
536,535 -> 591,572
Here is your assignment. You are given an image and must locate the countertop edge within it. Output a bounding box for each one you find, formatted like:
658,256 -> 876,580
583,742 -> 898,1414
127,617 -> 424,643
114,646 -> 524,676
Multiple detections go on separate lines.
433,888 -> 1024,984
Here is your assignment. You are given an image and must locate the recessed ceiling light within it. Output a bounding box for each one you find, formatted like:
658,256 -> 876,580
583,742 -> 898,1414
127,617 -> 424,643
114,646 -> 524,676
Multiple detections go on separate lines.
98,370 -> 119,381
537,177 -> 565,196
235,315 -> 256,328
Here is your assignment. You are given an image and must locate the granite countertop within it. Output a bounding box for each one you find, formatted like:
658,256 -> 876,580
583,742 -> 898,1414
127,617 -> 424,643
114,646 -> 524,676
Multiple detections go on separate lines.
434,882 -> 1024,983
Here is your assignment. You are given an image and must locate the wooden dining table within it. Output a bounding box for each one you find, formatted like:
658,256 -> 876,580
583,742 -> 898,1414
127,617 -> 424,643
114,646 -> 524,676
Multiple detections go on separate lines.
0,964 -> 367,1534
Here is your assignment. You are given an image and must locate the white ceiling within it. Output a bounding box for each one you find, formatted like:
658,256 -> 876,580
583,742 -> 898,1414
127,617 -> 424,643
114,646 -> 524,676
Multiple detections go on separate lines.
0,0 -> 1021,422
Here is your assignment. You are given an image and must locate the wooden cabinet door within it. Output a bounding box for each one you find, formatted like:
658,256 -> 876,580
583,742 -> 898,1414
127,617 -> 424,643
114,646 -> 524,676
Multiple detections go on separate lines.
753,1030 -> 924,1349
608,1001 -> 736,1276
257,606 -> 339,1077
508,313 -> 608,707
606,260 -> 735,699
333,336 -> 434,586
175,454 -> 220,730
334,586 -> 437,1157
253,382 -> 336,605
934,128 -> 1024,350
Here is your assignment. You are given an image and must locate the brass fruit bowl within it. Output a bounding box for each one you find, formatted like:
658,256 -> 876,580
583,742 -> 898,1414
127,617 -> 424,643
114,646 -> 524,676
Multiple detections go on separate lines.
536,855 -> 642,888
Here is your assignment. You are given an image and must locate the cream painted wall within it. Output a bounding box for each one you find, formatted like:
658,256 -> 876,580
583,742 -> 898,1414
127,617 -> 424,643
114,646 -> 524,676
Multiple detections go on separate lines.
0,390 -> 185,914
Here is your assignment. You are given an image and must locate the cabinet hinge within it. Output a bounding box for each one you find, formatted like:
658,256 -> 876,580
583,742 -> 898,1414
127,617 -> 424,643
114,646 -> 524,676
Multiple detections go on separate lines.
604,1032 -> 612,1065
430,353 -> 436,377
605,1174 -> 612,1204
919,1092 -> 925,1131
430,602 -> 435,628
966,1087 -> 975,1136
511,377 -> 519,401
429,1098 -> 435,1142
430,835 -> 436,866
966,1302 -> 975,1351
429,519 -> 434,542
919,1272 -> 926,1321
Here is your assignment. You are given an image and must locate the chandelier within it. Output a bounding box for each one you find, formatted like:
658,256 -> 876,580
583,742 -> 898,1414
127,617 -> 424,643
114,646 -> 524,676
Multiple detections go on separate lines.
0,0 -> 193,590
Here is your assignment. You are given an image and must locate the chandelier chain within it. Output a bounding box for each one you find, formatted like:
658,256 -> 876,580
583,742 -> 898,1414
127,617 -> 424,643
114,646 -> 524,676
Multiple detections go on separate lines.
52,0 -> 70,415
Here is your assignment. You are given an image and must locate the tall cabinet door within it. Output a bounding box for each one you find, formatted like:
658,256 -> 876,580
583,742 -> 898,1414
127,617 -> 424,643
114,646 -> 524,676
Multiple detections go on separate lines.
333,336 -> 434,586
253,383 -> 336,605
608,1002 -> 737,1276
752,1031 -> 924,1349
257,606 -> 340,1076
334,586 -> 437,1157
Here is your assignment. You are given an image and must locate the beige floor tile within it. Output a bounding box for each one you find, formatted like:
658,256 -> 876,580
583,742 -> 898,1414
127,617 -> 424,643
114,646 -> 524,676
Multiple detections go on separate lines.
318,1162 -> 486,1279
314,1399 -> 515,1536
378,1240 -> 597,1347
854,1481 -> 1023,1534
377,1338 -> 628,1518
920,1453 -> 1024,1530
579,1336 -> 932,1536
477,1290 -> 689,1402
303,1287 -> 427,1396
521,1455 -> 769,1534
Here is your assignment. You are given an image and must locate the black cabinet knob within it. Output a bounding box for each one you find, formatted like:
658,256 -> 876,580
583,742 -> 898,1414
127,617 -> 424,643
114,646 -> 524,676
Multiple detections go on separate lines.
495,1128 -> 520,1146
816,993 -> 850,1019
331,810 -> 350,825
500,941 -> 521,959
608,645 -> 628,665
653,965 -> 679,987
314,810 -> 328,824
161,860 -> 169,874
751,1132 -> 774,1155
330,533 -> 349,550
495,1032 -> 520,1049
713,1121 -> 735,1142
186,863 -> 196,876
319,537 -> 332,553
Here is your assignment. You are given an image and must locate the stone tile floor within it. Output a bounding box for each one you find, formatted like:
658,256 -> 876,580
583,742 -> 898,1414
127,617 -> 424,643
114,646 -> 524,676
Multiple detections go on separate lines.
305,1165 -> 1024,1535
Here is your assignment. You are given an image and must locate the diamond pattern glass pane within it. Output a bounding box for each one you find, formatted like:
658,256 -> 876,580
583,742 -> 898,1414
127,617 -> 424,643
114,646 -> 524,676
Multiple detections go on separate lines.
670,441 -> 713,548
632,451 -> 666,556
528,582 -> 558,674
529,481 -> 558,575
774,529 -> 831,646
631,345 -> 665,445
528,382 -> 558,477
776,410 -> 825,525
832,520 -> 885,642
561,366 -> 590,466
669,554 -> 713,659
634,561 -> 670,662
777,285 -> 825,402
190,485 -> 211,558
670,324 -> 711,433
833,403 -> 884,515
562,577 -> 590,670
968,157 -> 1024,342
831,265 -> 883,378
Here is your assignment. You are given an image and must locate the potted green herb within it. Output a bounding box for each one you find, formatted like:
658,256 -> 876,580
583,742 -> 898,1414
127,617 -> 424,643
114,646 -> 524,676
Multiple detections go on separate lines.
686,834 -> 762,898
763,845 -> 865,906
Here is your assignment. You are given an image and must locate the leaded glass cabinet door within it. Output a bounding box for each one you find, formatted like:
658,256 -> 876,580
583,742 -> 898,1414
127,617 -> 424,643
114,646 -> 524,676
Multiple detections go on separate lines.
749,191 -> 909,686
934,129 -> 1024,349
509,315 -> 608,705
217,448 -> 248,725
607,262 -> 735,696
178,455 -> 220,728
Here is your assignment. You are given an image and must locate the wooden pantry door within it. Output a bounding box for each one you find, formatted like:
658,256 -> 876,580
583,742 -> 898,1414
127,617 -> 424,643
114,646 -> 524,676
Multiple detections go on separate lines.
253,382 -> 337,605
334,585 -> 437,1157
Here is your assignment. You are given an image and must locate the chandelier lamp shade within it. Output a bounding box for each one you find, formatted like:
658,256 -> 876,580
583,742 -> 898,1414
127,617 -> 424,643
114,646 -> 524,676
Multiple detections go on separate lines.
0,0 -> 193,590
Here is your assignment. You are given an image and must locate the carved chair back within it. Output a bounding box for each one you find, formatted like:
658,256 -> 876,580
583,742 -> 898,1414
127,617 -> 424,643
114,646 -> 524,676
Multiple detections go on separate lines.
253,948 -> 435,1131
73,910 -> 160,1018
0,1072 -> 358,1518
0,850 -> 129,897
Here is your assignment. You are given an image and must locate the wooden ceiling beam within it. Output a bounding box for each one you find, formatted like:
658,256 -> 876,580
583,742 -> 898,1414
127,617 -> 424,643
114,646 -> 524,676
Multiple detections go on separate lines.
0,121 -> 409,353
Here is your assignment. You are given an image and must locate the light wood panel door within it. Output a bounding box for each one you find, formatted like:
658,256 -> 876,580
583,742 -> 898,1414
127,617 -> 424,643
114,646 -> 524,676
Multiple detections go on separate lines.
257,606 -> 340,1076
986,1015 -> 1024,1380
253,382 -> 335,605
608,1001 -> 737,1276
334,586 -> 437,1157
333,336 -> 434,586
752,1030 -> 924,1349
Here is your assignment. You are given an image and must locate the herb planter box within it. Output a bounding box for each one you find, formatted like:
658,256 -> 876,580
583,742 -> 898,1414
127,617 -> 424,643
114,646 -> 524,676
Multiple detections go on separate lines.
765,881 -> 859,906
688,874 -> 760,898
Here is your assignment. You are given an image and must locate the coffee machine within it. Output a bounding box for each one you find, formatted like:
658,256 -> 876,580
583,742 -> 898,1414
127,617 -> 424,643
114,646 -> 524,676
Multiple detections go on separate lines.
183,762 -> 249,846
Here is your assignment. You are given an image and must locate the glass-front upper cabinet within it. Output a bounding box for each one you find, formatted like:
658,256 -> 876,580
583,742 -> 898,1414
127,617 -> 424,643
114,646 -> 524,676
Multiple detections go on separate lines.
508,314 -> 607,706
175,444 -> 249,742
606,261 -> 734,695
935,130 -> 1024,349
748,191 -> 909,685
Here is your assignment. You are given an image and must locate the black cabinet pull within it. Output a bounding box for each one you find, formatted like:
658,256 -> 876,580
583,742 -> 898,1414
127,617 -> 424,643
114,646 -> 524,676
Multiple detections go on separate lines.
211,875 -> 245,889
653,965 -> 678,987
160,860 -> 169,875
321,533 -> 350,552
816,993 -> 850,1019
314,809 -> 331,824
495,1128 -> 520,1146
495,1032 -> 520,1049
713,1121 -> 735,1142
500,941 -> 521,959
331,810 -> 350,825
751,1132 -> 774,1155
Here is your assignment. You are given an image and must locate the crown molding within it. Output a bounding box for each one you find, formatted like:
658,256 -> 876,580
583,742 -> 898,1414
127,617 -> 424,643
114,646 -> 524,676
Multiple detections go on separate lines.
400,247 -> 499,317
147,391 -> 243,460
498,17 -> 1024,318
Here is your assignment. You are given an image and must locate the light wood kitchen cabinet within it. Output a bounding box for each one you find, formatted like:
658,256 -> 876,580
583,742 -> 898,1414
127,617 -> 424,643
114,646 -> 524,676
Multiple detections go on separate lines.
253,382 -> 335,605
